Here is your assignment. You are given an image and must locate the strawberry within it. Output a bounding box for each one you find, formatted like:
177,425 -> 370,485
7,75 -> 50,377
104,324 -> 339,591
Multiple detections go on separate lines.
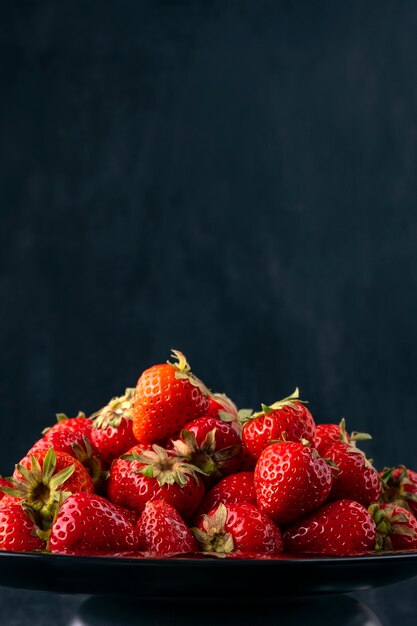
41,411 -> 93,445
192,502 -> 283,554
379,466 -> 417,517
325,442 -> 381,507
0,503 -> 45,552
315,419 -> 371,456
29,413 -> 104,485
6,448 -> 93,527
49,493 -> 138,553
132,350 -> 210,445
195,472 -> 256,519
137,500 -> 198,555
370,502 -> 417,551
284,499 -> 376,556
206,393 -> 238,421
170,417 -> 242,481
241,388 -> 316,461
90,388 -> 138,464
254,440 -> 332,523
107,444 -> 205,521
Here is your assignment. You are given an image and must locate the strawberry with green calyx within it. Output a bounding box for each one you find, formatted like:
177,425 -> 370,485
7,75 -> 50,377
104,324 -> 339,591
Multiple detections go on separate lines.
107,444 -> 205,521
379,466 -> 417,518
284,499 -> 377,556
49,493 -> 138,554
132,350 -> 210,445
41,411 -> 92,445
325,442 -> 381,507
30,435 -> 105,488
206,393 -> 251,436
315,419 -> 372,456
194,471 -> 256,520
192,502 -> 283,554
90,388 -> 138,464
30,412 -> 105,486
170,417 -> 242,482
0,502 -> 46,552
370,502 -> 417,551
207,393 -> 239,421
255,439 -> 333,523
241,388 -> 316,461
137,500 -> 198,555
2,449 -> 79,528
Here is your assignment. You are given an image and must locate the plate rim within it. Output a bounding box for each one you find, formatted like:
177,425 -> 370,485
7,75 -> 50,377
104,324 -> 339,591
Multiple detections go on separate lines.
1,549 -> 417,567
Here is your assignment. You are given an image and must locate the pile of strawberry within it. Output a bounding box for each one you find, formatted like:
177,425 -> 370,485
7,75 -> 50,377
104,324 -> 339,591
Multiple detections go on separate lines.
1,350 -> 417,559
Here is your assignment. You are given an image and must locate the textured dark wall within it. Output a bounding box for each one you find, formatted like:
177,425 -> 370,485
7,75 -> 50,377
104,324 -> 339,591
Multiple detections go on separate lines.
1,1 -> 417,473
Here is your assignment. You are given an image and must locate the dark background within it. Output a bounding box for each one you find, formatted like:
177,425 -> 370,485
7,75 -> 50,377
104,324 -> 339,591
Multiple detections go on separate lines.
1,0 -> 417,478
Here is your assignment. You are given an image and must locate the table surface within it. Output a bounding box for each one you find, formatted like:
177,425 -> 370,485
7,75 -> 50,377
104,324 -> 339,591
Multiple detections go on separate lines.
0,577 -> 416,626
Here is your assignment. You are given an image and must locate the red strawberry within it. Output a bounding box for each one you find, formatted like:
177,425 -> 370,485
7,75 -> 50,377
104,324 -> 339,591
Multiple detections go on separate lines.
206,393 -> 238,421
7,448 -> 93,526
41,411 -> 92,445
30,413 -> 103,485
325,442 -> 381,507
370,502 -> 417,551
192,503 -> 283,554
49,493 -> 138,553
254,440 -> 332,523
107,444 -> 205,521
195,472 -> 256,519
379,466 -> 417,517
315,419 -> 371,456
132,350 -> 210,445
284,499 -> 376,556
90,388 -> 138,464
0,503 -> 45,552
170,417 -> 242,481
241,388 -> 316,461
137,500 -> 198,555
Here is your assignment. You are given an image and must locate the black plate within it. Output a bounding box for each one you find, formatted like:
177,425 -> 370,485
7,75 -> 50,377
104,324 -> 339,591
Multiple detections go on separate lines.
1,551 -> 417,597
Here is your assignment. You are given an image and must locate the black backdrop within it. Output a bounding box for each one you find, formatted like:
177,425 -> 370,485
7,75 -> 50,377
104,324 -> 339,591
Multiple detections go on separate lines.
1,1 -> 417,474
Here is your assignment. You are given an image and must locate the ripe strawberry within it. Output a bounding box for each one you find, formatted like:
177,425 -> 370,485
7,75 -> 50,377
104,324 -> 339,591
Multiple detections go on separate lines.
370,502 -> 417,551
192,503 -> 283,554
107,444 -> 205,521
325,442 -> 381,507
315,419 -> 371,456
7,448 -> 93,527
132,350 -> 210,445
284,499 -> 376,556
90,388 -> 138,464
206,393 -> 238,421
137,500 -> 198,555
30,413 -> 103,485
170,417 -> 242,481
195,472 -> 256,519
41,411 -> 92,445
379,466 -> 417,517
0,503 -> 45,552
241,388 -> 316,461
49,493 -> 138,553
254,440 -> 332,523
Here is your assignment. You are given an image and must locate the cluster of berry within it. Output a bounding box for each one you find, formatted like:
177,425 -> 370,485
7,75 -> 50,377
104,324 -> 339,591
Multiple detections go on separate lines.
0,351 -> 416,558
